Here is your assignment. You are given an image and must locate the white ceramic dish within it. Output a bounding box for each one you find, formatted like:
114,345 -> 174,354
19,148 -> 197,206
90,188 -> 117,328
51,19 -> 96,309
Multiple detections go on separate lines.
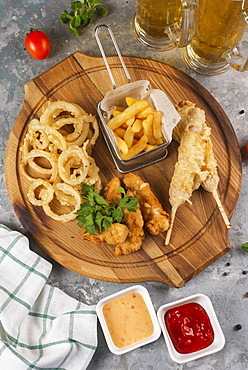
157,293 -> 225,364
96,285 -> 161,355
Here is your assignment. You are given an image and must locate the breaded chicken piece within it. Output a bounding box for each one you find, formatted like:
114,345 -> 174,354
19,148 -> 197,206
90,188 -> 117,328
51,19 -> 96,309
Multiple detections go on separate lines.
114,189 -> 144,256
104,177 -> 122,204
84,177 -> 129,245
123,173 -> 170,235
104,177 -> 144,255
83,176 -> 144,255
84,223 -> 129,245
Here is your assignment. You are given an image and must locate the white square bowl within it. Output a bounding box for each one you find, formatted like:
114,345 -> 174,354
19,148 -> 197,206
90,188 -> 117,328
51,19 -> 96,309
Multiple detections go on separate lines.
96,285 -> 161,355
157,293 -> 225,364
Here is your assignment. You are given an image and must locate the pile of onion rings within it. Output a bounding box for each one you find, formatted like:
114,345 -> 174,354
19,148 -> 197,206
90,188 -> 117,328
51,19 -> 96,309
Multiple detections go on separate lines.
20,100 -> 101,222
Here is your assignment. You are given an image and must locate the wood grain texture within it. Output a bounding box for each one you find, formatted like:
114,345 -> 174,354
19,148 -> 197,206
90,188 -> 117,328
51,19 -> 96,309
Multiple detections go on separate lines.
5,52 -> 242,287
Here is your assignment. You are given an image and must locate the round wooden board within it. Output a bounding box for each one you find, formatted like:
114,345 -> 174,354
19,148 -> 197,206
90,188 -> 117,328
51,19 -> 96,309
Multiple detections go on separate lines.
5,52 -> 242,287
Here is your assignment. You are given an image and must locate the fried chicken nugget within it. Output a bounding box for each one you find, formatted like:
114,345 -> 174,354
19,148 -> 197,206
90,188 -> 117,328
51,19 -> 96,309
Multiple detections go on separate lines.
104,177 -> 122,204
103,177 -> 144,255
123,173 -> 170,235
84,223 -> 129,245
84,178 -> 129,245
114,188 -> 144,256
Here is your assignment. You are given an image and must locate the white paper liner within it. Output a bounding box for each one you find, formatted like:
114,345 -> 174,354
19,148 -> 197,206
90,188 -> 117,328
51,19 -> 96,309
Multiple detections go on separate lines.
100,80 -> 181,142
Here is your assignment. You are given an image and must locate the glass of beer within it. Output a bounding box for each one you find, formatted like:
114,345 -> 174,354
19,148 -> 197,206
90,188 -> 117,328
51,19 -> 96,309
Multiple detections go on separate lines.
132,0 -> 197,51
183,0 -> 248,75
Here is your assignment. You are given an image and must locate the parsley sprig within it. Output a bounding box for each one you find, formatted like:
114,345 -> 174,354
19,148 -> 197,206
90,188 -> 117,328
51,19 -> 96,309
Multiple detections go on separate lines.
60,0 -> 108,36
76,184 -> 138,235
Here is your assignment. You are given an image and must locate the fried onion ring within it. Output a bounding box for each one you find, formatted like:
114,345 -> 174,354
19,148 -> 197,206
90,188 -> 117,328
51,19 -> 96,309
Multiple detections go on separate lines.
22,149 -> 58,182
42,183 -> 81,222
27,179 -> 54,206
20,100 -> 101,223
58,145 -> 89,186
40,101 -> 86,125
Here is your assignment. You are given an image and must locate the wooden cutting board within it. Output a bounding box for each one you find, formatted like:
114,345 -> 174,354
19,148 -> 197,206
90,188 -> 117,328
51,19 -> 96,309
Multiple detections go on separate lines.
5,52 -> 242,287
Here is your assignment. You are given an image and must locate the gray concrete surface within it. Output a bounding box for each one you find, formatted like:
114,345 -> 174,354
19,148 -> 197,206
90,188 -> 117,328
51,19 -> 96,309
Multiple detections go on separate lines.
1,1 -> 248,369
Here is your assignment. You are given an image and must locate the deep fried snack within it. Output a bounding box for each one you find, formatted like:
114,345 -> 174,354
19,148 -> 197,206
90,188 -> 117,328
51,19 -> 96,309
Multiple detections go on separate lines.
83,178 -> 130,249
123,173 -> 170,235
21,149 -> 59,182
165,100 -> 230,245
83,176 -> 144,256
84,223 -> 129,245
104,178 -> 144,256
42,183 -> 81,222
108,97 -> 164,159
58,145 -> 89,186
114,196 -> 144,256
39,101 -> 86,125
20,100 -> 101,222
27,179 -> 54,206
103,177 -> 122,204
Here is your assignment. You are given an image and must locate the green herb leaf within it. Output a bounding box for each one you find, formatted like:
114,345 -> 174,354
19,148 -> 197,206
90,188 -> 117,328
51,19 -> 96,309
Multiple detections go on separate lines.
71,1 -> 82,12
241,242 -> 248,252
60,0 -> 108,36
112,207 -> 124,223
60,10 -> 73,23
76,184 -> 138,235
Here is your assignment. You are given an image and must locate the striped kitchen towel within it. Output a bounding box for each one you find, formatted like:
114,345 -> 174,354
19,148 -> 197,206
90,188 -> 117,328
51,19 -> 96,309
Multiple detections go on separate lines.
0,224 -> 98,370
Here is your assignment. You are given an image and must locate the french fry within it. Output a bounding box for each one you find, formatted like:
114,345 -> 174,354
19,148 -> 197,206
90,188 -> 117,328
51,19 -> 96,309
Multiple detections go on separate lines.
115,106 -> 125,112
108,97 -> 165,160
156,137 -> 163,145
136,106 -> 155,119
107,100 -> 149,131
134,128 -> 144,139
153,111 -> 163,139
121,135 -> 148,160
131,118 -> 142,133
112,110 -> 122,117
125,116 -> 135,126
114,127 -> 126,139
121,122 -> 128,129
142,114 -> 156,144
144,144 -> 158,152
124,126 -> 134,148
126,96 -> 138,106
114,134 -> 129,154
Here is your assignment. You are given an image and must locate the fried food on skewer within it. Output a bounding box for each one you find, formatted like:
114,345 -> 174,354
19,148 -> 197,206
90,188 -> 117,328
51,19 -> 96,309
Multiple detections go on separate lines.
123,173 -> 170,235
200,130 -> 231,229
165,105 -> 207,245
165,101 -> 231,245
177,102 -> 231,229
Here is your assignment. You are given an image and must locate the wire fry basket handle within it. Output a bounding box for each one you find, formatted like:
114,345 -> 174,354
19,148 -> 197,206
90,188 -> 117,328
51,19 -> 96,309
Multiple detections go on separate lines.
94,24 -> 132,89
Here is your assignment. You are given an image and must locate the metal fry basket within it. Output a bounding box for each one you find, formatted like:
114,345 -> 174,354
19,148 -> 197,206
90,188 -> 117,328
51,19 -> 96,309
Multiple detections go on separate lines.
95,24 -> 174,173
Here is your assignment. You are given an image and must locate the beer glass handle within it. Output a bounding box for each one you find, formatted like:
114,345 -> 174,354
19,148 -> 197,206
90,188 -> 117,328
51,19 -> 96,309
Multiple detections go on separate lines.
224,7 -> 248,72
166,0 -> 198,48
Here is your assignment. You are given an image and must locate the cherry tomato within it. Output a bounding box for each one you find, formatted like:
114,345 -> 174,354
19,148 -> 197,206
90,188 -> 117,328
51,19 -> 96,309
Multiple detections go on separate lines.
24,30 -> 51,60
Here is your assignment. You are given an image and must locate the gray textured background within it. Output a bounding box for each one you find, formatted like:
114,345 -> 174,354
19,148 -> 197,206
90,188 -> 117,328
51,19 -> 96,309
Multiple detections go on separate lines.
1,1 -> 248,369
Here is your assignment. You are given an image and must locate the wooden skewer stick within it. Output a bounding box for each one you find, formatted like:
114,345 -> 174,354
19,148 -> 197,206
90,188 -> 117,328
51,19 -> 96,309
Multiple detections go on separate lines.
165,206 -> 177,245
212,189 -> 231,229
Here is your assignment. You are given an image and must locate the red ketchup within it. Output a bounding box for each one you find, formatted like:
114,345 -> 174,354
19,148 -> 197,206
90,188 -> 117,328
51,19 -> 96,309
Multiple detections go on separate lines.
164,302 -> 214,354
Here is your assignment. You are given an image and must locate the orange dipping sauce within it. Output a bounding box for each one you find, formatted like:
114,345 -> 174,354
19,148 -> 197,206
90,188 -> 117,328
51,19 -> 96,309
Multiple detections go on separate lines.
103,292 -> 154,348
